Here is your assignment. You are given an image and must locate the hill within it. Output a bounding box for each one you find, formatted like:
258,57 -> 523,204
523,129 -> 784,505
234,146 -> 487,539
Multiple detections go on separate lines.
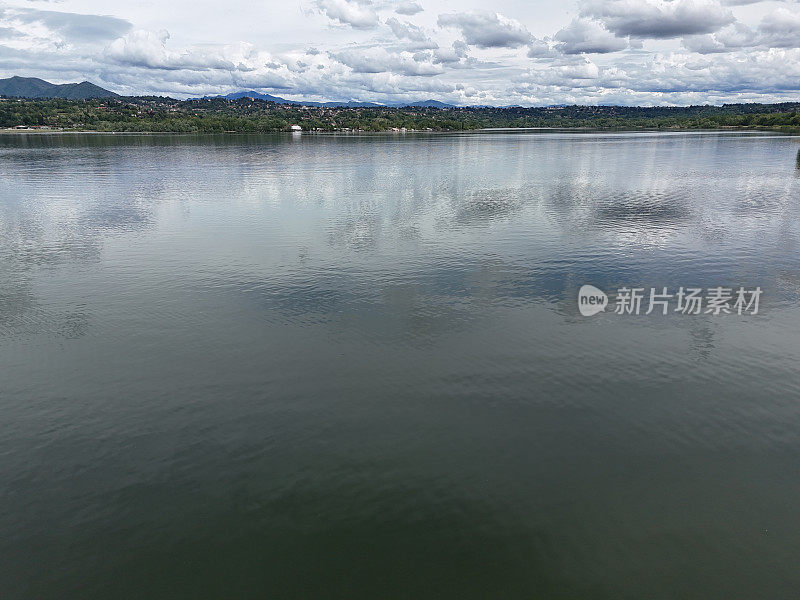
395,100 -> 454,108
204,91 -> 454,108
0,76 -> 119,100
3,95 -> 799,132
203,91 -> 383,107
214,90 -> 292,103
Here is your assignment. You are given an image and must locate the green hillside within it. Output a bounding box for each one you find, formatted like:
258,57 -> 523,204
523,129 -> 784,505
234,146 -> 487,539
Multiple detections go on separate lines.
0,76 -> 119,100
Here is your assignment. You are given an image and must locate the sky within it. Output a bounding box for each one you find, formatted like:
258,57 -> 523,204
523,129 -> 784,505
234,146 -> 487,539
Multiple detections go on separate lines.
0,0 -> 799,105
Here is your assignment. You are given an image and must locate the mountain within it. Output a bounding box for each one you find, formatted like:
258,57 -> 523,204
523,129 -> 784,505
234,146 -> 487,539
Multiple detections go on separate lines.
393,99 -> 454,108
0,76 -> 119,99
204,91 -> 383,107
215,90 -> 295,103
202,91 -> 455,108
0,79 -> 458,107
321,100 -> 383,107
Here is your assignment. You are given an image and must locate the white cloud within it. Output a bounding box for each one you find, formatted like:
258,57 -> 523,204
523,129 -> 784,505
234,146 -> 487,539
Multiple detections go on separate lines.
514,46 -> 800,102
105,30 -> 255,71
385,17 -> 431,43
1,0 -> 800,106
682,7 -> 800,52
682,23 -> 756,52
332,46 -> 444,75
395,1 -> 424,16
581,0 -> 735,39
0,7 -> 131,43
554,18 -> 628,54
316,0 -> 380,29
0,6 -> 131,53
522,56 -> 603,88
437,12 -> 532,48
527,37 -> 555,58
760,7 -> 800,47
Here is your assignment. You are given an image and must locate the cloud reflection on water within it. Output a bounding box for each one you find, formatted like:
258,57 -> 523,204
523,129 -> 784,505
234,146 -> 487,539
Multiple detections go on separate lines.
2,131 -> 800,344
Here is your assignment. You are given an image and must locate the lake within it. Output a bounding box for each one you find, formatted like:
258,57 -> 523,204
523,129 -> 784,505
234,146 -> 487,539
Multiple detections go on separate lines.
2,130 -> 800,599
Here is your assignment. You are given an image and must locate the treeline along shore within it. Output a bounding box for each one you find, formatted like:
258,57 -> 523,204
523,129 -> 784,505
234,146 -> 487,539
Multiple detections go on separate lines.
2,96 -> 800,133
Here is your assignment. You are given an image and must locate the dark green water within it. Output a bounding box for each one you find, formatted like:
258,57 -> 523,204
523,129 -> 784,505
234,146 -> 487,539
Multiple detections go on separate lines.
2,131 -> 800,599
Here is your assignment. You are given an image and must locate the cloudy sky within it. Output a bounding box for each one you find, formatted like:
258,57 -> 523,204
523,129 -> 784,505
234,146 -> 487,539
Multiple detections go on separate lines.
0,0 -> 799,105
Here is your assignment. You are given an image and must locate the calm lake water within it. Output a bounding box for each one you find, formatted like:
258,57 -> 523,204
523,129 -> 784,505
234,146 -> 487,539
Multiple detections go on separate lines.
2,130 -> 800,599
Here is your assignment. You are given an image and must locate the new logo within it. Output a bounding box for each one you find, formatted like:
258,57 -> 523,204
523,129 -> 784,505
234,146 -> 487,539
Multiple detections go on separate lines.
578,285 -> 608,316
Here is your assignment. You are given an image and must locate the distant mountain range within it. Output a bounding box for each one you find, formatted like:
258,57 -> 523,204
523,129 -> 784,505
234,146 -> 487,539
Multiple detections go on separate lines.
0,76 -> 119,99
0,76 -> 456,107
202,90 -> 383,107
201,90 -> 455,108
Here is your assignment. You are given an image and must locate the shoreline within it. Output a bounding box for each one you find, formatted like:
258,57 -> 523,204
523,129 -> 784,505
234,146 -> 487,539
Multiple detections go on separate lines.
3,125 -> 800,135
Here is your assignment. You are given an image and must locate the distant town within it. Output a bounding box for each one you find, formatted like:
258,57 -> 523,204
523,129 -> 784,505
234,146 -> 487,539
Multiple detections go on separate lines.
1,76 -> 799,133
